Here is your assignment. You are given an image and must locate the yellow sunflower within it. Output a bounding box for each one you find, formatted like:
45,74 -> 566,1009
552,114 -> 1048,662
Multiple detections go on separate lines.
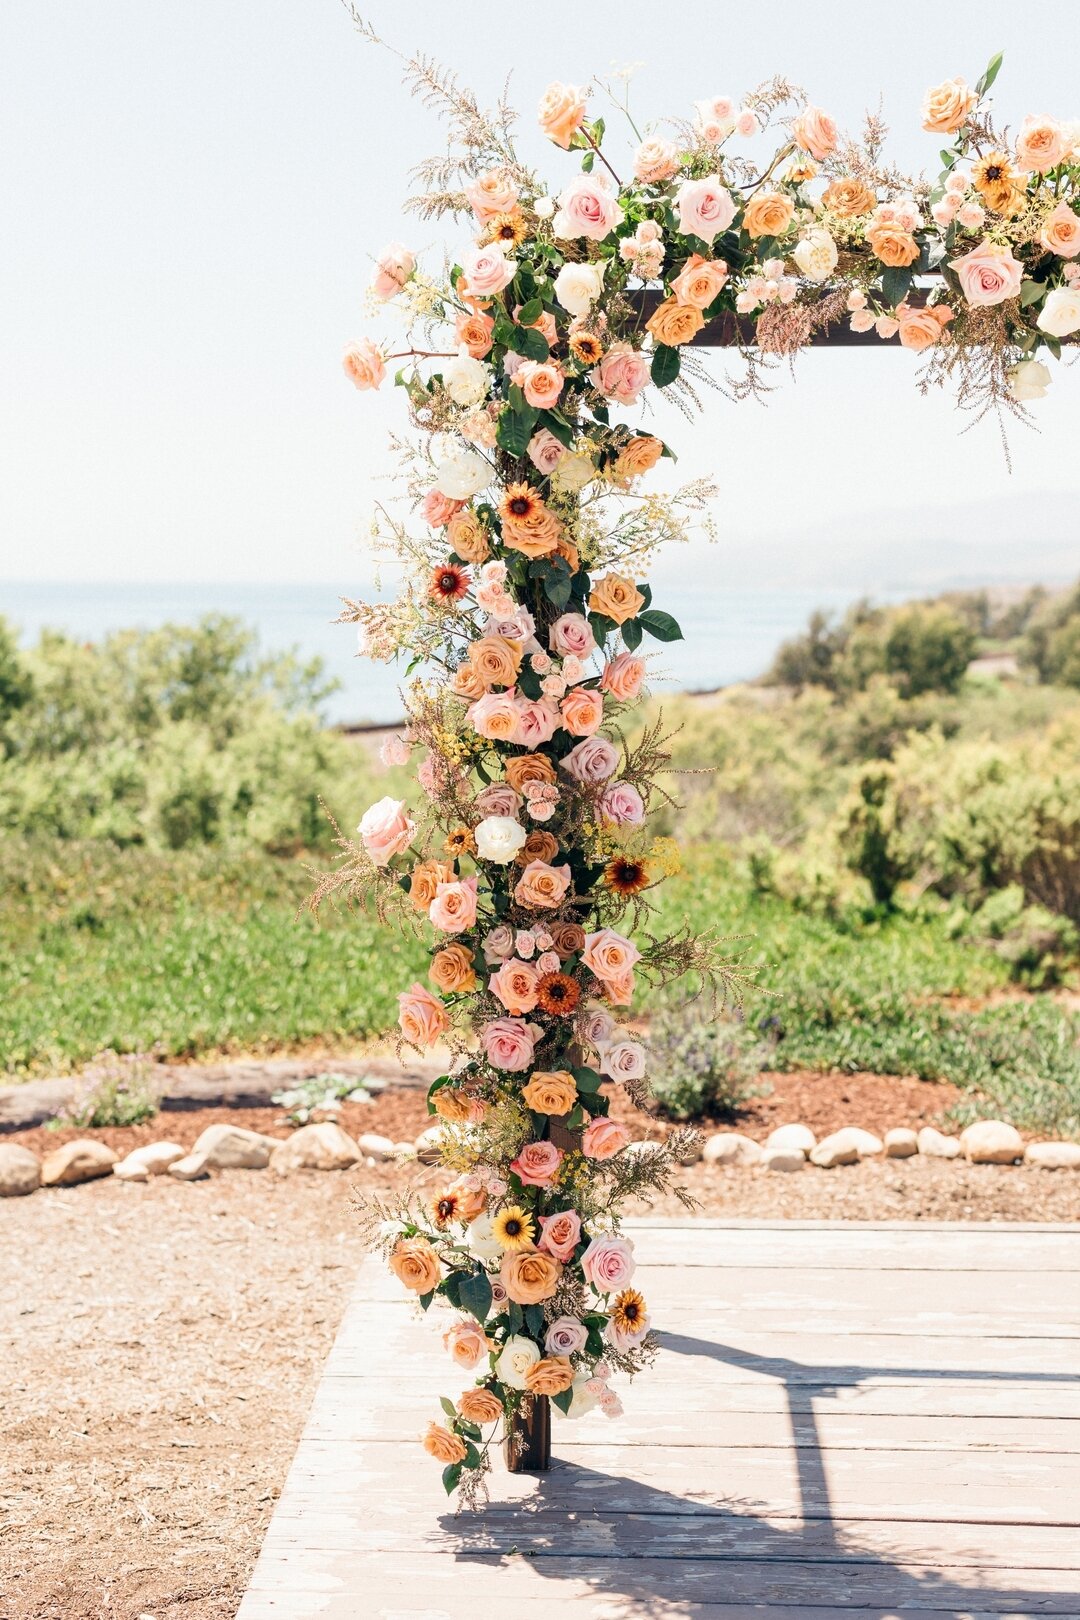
610,1288 -> 648,1336
492,1205 -> 536,1251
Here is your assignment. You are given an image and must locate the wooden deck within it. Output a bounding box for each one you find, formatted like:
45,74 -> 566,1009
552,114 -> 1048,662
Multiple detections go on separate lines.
237,1220 -> 1080,1619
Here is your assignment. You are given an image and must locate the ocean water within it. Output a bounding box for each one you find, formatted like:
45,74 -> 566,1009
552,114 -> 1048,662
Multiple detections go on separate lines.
2,578 -> 903,726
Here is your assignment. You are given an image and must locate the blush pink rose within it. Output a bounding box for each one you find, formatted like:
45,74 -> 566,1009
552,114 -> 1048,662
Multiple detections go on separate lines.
582,929 -> 641,983
370,242 -> 415,301
358,796 -> 415,864
545,1313 -> 588,1354
518,361 -> 564,410
560,736 -> 619,785
527,428 -> 567,476
460,245 -> 516,299
379,733 -> 410,767
482,1017 -> 542,1072
552,173 -> 624,242
1015,116 -> 1066,174
949,239 -> 1025,306
550,613 -> 596,659
580,1007 -> 616,1046
510,1139 -> 564,1187
342,339 -> 385,391
422,488 -> 464,527
599,1039 -> 647,1082
515,698 -> 561,747
600,651 -> 646,701
429,876 -> 479,934
792,106 -> 838,161
468,691 -> 520,741
536,949 -> 560,974
581,1233 -> 636,1292
482,924 -> 516,964
398,982 -> 450,1047
464,167 -> 520,221
674,176 -> 736,244
582,1117 -> 631,1161
488,957 -> 540,1015
590,343 -> 650,404
475,782 -> 522,818
537,1209 -> 583,1262
598,781 -> 645,826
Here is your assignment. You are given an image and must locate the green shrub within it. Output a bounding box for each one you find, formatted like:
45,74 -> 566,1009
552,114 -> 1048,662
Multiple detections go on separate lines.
54,1049 -> 161,1127
647,1009 -> 772,1122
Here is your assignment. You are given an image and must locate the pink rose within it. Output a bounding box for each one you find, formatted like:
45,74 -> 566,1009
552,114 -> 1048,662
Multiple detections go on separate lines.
579,1007 -> 616,1046
422,488 -> 464,527
545,1314 -> 588,1355
674,176 -> 736,244
560,687 -> 604,737
358,796 -> 415,864
510,1139 -> 564,1187
342,339 -> 385,391
482,1017 -> 541,1072
475,782 -> 521,818
590,343 -> 650,405
598,781 -> 645,826
468,691 -> 520,741
515,930 -> 536,959
518,361 -> 564,410
488,957 -> 540,1016
379,734 -> 410,768
460,245 -> 516,299
536,950 -> 560,974
552,173 -> 624,242
599,1039 -> 647,1082
849,309 -> 876,334
633,136 -> 680,184
581,1233 -> 636,1292
537,1210 -> 583,1263
482,924 -> 515,964
464,167 -> 520,221
561,736 -> 619,785
1040,202 -> 1080,259
370,242 -> 415,301
398,982 -> 450,1047
429,876 -> 479,934
600,651 -> 646,701
527,429 -> 567,476
515,698 -> 561,747
949,239 -> 1025,307
792,106 -> 838,161
550,613 -> 596,659
582,1117 -> 631,1161
582,928 -> 641,983
600,1387 -> 625,1416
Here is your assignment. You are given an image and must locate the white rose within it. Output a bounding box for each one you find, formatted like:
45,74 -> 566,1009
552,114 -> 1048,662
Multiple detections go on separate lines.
1037,286 -> 1080,338
435,449 -> 490,500
466,1214 -> 503,1261
495,1334 -> 541,1390
551,451 -> 595,494
474,815 -> 528,864
554,261 -> 605,317
534,195 -> 555,220
792,229 -> 838,283
1007,359 -> 1052,401
553,1372 -> 599,1419
443,349 -> 491,407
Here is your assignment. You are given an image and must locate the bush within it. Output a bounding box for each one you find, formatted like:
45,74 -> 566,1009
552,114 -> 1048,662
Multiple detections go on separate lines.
647,1009 -> 772,1122
55,1049 -> 161,1127
767,599 -> 975,698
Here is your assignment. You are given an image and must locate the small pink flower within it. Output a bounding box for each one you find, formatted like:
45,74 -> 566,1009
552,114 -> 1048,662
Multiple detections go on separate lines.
875,315 -> 900,339
536,950 -> 561,975
370,242 -> 415,301
849,309 -> 876,333
516,931 -> 537,959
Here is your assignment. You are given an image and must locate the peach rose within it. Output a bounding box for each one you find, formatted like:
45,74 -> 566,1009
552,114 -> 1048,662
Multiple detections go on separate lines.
821,178 -> 877,217
391,1235 -> 442,1294
433,1087 -> 483,1124
468,691 -> 520,741
457,1387 -> 504,1425
518,360 -> 564,410
602,969 -> 636,1006
589,574 -> 645,625
949,239 -> 1025,306
342,338 -> 385,391
670,254 -> 729,310
614,436 -> 664,483
429,877 -> 479,934
450,664 -> 486,702
509,1140 -> 564,1188
370,242 -> 415,301
504,753 -> 557,793
1016,116 -> 1065,174
590,342 -> 651,404
895,302 -> 954,351
520,830 -> 560,865
634,136 -> 680,184
422,488 -> 464,528
398,982 -> 451,1048
866,224 -> 920,269
582,928 -> 641,983
537,1208 -> 582,1261
646,298 -> 704,347
357,795 -> 416,866
489,957 -> 540,1016
514,860 -> 572,909
469,636 -> 523,689
560,687 -> 604,737
448,510 -> 491,564
429,943 -> 478,995
501,508 -> 563,560
1040,201 -> 1080,258
501,1246 -> 562,1303
464,167 -> 520,221
675,175 -> 736,244
422,1422 -> 467,1464
524,1356 -> 575,1396
410,859 -> 456,912
455,310 -> 496,358
582,1117 -> 631,1161
792,106 -> 838,161
481,1016 -> 542,1072
600,651 -> 646,701
522,1070 -> 578,1115
538,82 -> 587,149
742,191 -> 794,240
443,1318 -> 492,1369
921,77 -> 978,135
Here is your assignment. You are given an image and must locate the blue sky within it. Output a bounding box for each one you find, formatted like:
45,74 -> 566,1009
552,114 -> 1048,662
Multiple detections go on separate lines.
2,0 -> 1078,589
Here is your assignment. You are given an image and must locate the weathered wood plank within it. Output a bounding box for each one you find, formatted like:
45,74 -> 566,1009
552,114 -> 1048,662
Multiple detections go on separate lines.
238,1597 -> 1080,1620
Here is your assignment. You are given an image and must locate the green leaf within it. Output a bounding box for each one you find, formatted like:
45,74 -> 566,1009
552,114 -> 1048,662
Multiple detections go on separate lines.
637,608 -> 684,643
459,1269 -> 493,1324
441,1271 -> 463,1306
508,1301 -> 524,1333
440,1396 -> 457,1419
540,410 -> 574,448
565,1103 -> 585,1131
977,50 -> 1003,97
622,617 -> 643,653
1020,280 -> 1045,308
572,1066 -> 603,1092
462,1441 -> 482,1469
419,1290 -> 434,1312
544,570 -> 572,611
585,1326 -> 604,1358
581,150 -> 594,173
880,266 -> 912,309
551,1388 -> 574,1415
496,407 -> 538,458
517,298 -> 543,327
524,1303 -> 545,1337
442,1462 -> 463,1495
650,344 -> 681,388
519,326 -> 550,363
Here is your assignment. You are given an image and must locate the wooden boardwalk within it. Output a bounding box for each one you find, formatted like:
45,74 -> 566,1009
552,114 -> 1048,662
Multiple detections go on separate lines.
237,1220 -> 1080,1619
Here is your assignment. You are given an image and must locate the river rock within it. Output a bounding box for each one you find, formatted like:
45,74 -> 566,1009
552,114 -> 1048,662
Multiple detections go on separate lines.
112,1157 -> 150,1182
41,1140 -> 117,1187
884,1128 -> 919,1159
191,1123 -> 279,1169
960,1120 -> 1024,1165
168,1151 -> 210,1181
270,1122 -> 361,1175
809,1129 -> 861,1169
702,1132 -> 762,1168
845,1127 -> 884,1157
355,1132 -> 397,1162
1024,1141 -> 1080,1171
0,1144 -> 41,1197
765,1124 -> 816,1157
761,1148 -> 805,1173
121,1141 -> 186,1176
918,1126 -> 961,1160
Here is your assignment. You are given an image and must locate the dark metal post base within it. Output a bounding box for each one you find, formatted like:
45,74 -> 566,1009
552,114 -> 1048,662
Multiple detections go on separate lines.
504,1394 -> 551,1472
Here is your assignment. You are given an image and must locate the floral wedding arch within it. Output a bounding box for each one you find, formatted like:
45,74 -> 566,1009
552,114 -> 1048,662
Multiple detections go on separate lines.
322,32 -> 1079,1501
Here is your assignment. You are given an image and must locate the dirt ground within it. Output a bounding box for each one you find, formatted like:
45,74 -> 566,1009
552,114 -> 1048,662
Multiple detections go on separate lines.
4,1080 -> 1080,1620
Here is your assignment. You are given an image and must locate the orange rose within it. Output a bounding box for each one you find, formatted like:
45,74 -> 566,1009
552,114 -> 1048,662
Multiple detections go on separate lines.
455,311 -> 495,358
742,190 -> 795,239
560,687 -> 604,737
504,753 -> 557,793
422,1422 -> 467,1464
409,860 -> 455,912
457,1386 -> 504,1425
538,82 -> 587,149
524,1356 -> 575,1396
867,224 -> 920,268
522,1070 -> 578,1115
433,1087 -> 482,1123
896,302 -> 953,352
500,1247 -> 562,1304
920,77 -> 978,135
514,859 -> 572,910
502,509 -> 562,558
1040,202 -> 1080,259
821,178 -> 876,218
448,510 -> 491,564
390,1236 -> 441,1295
519,830 -> 560,864
589,573 -> 645,625
469,636 -> 523,688
646,298 -> 704,347
613,436 -> 663,482
450,664 -> 487,702
429,944 -> 478,994
669,254 -> 728,310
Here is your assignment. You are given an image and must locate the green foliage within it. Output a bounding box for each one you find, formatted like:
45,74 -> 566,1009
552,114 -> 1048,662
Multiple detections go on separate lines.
768,598 -> 975,697
54,1048 -> 161,1128
648,1009 -> 772,1122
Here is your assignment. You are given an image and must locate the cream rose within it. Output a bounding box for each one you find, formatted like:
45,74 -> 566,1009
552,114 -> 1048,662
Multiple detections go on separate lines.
1007,359 -> 1052,400
792,229 -> 838,283
435,449 -> 491,501
475,815 -> 528,864
442,349 -> 491,407
554,260 -> 605,316
1037,286 -> 1080,337
495,1334 -> 541,1390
